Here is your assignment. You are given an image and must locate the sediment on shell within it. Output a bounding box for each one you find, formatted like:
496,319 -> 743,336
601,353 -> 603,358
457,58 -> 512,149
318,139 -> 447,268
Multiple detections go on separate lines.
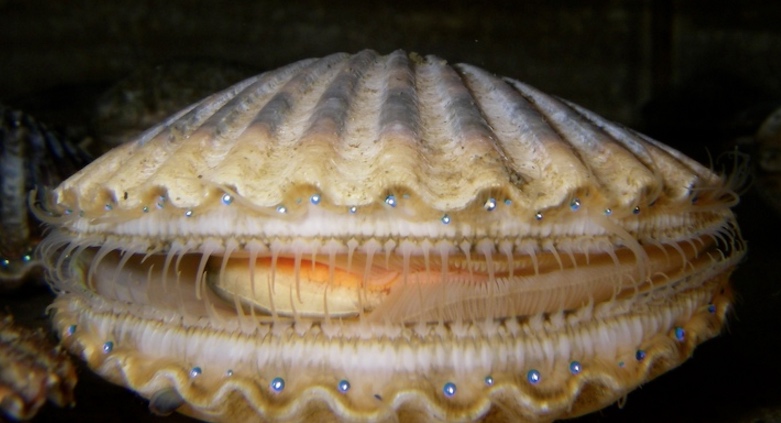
49,50 -> 738,232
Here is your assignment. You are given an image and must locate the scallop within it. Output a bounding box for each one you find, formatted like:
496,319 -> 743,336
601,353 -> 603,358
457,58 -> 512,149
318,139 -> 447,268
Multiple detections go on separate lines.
0,105 -> 92,289
36,50 -> 745,422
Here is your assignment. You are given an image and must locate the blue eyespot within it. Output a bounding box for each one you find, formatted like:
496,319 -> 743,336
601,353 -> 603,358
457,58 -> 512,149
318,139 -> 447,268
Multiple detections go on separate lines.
190,367 -> 202,378
527,369 -> 541,385
338,379 -> 351,393
443,382 -> 457,397
270,377 -> 285,392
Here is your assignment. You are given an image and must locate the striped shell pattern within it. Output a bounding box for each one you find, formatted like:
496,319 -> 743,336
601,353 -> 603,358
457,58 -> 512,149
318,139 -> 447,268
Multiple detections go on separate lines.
1,105 -> 91,289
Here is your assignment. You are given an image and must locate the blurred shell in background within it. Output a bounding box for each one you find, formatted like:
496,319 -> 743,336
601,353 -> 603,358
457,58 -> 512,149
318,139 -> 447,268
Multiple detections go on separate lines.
755,106 -> 781,214
0,105 -> 92,290
0,312 -> 77,420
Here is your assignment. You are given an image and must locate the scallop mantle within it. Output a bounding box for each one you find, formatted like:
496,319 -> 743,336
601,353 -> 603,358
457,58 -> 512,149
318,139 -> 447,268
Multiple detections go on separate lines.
38,50 -> 745,423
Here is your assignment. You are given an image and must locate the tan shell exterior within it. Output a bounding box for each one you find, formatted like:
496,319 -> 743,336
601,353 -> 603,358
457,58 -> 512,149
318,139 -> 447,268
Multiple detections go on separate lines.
55,50 -> 722,236
40,50 -> 744,422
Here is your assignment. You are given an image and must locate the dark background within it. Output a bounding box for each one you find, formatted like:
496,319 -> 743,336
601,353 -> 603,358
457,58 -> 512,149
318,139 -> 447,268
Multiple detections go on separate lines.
1,1 -> 780,422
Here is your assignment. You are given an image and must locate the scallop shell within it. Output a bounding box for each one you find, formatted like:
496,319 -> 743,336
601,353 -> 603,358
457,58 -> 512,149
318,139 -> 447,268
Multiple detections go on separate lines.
756,106 -> 781,214
0,313 -> 77,420
0,105 -> 92,289
38,50 -> 744,422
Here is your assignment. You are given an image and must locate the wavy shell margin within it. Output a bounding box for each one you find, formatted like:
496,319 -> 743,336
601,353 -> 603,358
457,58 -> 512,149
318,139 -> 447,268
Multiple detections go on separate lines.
53,281 -> 732,423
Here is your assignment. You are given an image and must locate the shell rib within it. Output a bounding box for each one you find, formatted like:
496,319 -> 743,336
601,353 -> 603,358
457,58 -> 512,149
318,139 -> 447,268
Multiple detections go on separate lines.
38,50 -> 745,422
53,50 -> 722,238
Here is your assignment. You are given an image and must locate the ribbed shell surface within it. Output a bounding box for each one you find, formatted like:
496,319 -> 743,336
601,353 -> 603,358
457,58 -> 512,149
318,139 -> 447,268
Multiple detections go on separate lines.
56,50 -> 721,222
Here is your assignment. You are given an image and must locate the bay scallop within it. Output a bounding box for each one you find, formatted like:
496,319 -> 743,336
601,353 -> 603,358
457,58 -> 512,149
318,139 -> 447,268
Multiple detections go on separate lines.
36,50 -> 745,422
0,105 -> 92,289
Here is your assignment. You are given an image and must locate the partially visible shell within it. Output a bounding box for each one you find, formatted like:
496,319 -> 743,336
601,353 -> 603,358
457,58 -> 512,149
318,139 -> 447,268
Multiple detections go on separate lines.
0,105 -> 92,289
55,51 -> 726,223
0,313 -> 77,420
756,106 -> 781,214
91,61 -> 256,151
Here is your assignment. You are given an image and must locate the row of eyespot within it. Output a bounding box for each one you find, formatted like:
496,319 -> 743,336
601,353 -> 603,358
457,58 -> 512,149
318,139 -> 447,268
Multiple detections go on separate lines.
219,194 -> 640,221
88,192 -> 648,224
0,252 -> 34,268
67,324 -> 693,399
